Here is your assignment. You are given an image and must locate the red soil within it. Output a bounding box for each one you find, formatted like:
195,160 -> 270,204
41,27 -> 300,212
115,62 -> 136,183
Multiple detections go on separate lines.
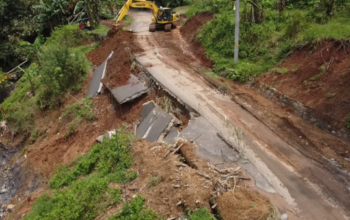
258,41 -> 350,129
180,12 -> 214,68
87,27 -> 143,88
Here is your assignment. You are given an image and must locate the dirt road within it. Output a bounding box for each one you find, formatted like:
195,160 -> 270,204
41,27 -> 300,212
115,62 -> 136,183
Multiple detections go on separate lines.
128,10 -> 350,220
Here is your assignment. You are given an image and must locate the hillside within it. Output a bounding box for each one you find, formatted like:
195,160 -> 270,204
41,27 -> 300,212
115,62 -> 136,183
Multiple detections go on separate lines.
1,0 -> 350,220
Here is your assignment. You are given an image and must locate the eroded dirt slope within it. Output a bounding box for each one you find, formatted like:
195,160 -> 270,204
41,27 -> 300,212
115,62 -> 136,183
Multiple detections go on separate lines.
259,41 -> 350,130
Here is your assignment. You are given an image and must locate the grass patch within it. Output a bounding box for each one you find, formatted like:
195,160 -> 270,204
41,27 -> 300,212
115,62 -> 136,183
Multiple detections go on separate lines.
28,129 -> 40,144
108,195 -> 162,220
188,207 -> 216,220
318,65 -> 326,73
204,70 -> 219,79
122,15 -> 134,31
49,130 -> 134,189
309,74 -> 321,81
149,177 -> 158,188
271,68 -> 289,74
25,131 -> 138,220
90,24 -> 110,36
62,97 -> 96,123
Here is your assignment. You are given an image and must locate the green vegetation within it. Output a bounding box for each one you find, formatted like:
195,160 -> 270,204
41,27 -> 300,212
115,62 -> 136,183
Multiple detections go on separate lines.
271,67 -> 289,74
29,129 -> 40,144
149,177 -> 158,187
187,0 -> 350,82
25,131 -> 136,219
318,65 -> 326,73
50,130 -> 134,189
347,114 -> 350,129
61,97 -> 96,138
108,195 -> 162,220
0,24 -> 98,136
309,74 -> 321,81
188,207 -> 215,220
25,132 -> 166,220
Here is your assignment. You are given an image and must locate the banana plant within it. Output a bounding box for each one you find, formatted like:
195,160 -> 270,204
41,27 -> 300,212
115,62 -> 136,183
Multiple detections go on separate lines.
33,0 -> 70,31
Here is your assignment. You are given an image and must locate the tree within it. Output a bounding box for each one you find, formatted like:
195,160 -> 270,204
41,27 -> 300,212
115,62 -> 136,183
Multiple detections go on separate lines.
73,0 -> 101,29
33,0 -> 70,32
0,0 -> 41,71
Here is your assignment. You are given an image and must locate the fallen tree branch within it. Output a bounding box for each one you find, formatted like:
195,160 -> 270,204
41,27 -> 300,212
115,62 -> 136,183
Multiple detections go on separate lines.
172,143 -> 184,154
196,172 -> 212,179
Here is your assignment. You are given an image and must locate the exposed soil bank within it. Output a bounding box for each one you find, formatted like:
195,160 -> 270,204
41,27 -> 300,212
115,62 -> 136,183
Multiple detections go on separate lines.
258,41 -> 350,140
180,12 -> 214,68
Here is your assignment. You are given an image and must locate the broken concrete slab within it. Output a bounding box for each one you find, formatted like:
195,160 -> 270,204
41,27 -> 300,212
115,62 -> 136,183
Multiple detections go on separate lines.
136,103 -> 158,138
86,52 -> 113,98
163,126 -> 179,144
136,101 -> 174,142
110,74 -> 148,104
86,60 -> 107,98
180,116 -> 239,163
140,101 -> 156,121
96,130 -> 116,143
144,111 -> 173,142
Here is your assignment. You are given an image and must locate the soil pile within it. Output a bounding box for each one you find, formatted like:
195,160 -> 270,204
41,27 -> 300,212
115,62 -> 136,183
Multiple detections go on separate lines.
217,190 -> 271,220
258,41 -> 350,129
180,12 -> 214,68
103,141 -> 272,219
86,26 -> 143,87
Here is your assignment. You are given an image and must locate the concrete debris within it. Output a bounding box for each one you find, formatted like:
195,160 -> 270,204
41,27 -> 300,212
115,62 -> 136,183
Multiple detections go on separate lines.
110,74 -> 148,104
163,126 -> 179,144
281,213 -> 288,220
86,60 -> 108,98
180,116 -> 239,162
136,101 -> 173,142
86,51 -> 113,98
96,130 -> 116,143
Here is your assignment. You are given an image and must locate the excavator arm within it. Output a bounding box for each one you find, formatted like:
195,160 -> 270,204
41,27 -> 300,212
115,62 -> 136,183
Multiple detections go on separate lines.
115,0 -> 159,23
114,0 -> 133,22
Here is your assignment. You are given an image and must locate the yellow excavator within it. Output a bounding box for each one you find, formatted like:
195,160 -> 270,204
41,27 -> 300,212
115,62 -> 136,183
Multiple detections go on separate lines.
115,0 -> 180,32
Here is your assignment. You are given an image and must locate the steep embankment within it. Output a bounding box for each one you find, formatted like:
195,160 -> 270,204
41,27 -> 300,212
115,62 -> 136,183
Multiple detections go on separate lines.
258,41 -> 350,137
180,12 -> 214,68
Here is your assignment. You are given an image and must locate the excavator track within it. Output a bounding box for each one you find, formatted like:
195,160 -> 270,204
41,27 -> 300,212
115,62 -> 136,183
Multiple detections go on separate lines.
149,23 -> 156,32
164,23 -> 171,32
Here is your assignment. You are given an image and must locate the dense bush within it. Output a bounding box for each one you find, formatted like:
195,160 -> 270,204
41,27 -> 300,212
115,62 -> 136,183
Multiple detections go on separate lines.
108,195 -> 161,220
36,43 -> 89,109
25,174 -> 122,220
189,0 -> 350,82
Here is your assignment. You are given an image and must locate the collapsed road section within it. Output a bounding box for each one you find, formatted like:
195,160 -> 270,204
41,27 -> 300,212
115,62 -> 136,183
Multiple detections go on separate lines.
126,10 -> 350,220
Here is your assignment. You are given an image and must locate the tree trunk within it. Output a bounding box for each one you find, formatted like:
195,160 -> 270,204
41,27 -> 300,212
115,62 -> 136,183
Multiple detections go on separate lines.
92,4 -> 100,26
325,0 -> 335,19
252,0 -> 260,23
85,1 -> 95,29
277,0 -> 286,13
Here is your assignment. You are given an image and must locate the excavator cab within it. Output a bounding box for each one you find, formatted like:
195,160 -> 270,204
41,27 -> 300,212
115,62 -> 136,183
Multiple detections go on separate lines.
157,8 -> 173,22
